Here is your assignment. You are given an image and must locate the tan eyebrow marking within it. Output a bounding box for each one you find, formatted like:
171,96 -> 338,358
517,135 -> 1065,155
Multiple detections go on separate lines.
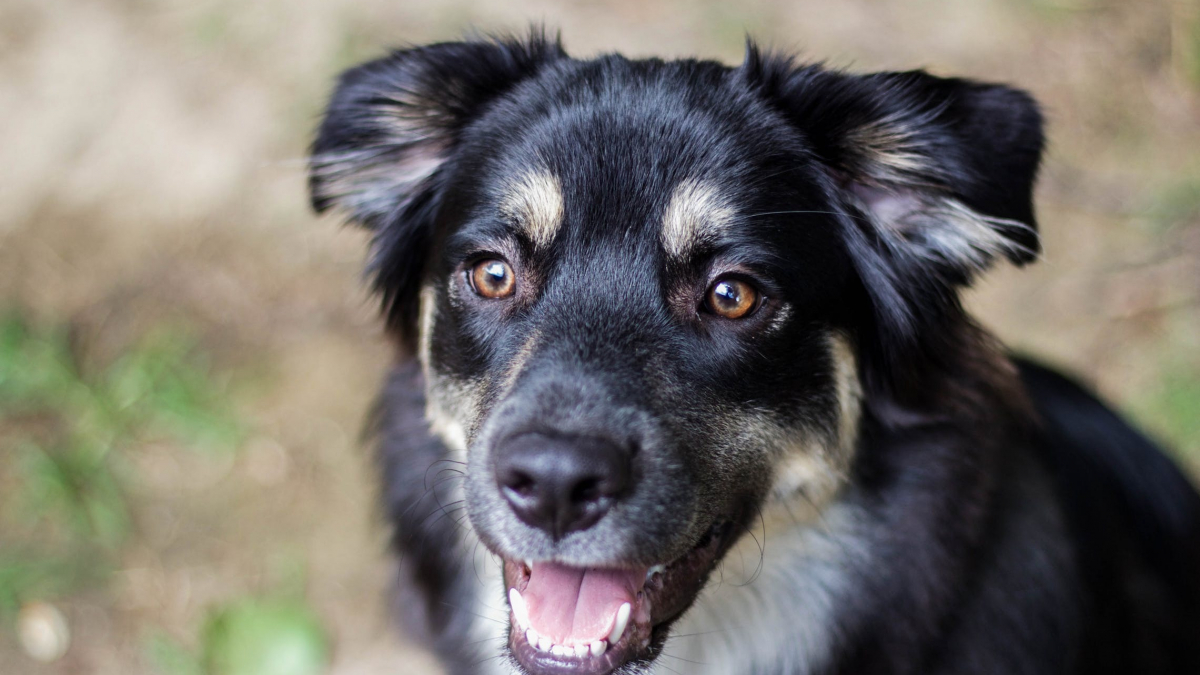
500,170 -> 565,248
660,179 -> 736,259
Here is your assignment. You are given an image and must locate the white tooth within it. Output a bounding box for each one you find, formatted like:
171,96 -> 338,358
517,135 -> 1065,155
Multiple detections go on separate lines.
607,602 -> 631,644
590,640 -> 607,657
537,635 -> 553,652
551,645 -> 570,657
645,564 -> 665,581
508,588 -> 529,629
526,628 -> 539,647
574,643 -> 589,658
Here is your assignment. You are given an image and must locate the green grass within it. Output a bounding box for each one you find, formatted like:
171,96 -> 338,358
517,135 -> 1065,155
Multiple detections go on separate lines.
1133,362 -> 1200,464
1181,6 -> 1200,90
0,311 -> 243,618
147,592 -> 329,675
0,311 -> 333,675
1144,175 -> 1200,234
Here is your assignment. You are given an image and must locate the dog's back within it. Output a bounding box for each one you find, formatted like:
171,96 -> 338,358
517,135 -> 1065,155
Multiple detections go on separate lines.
1019,360 -> 1200,673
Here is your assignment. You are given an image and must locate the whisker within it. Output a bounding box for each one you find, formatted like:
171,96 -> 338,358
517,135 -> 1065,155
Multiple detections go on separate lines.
466,635 -> 510,647
432,506 -> 468,531
666,629 -> 726,639
396,466 -> 465,525
657,652 -> 708,666
733,508 -> 767,587
472,537 -> 486,586
423,457 -> 466,491
652,660 -> 684,675
412,499 -> 464,532
468,650 -> 510,669
440,601 -> 508,626
743,208 -> 871,224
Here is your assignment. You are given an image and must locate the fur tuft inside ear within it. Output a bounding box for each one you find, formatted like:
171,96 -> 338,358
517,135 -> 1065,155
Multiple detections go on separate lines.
846,184 -> 1039,279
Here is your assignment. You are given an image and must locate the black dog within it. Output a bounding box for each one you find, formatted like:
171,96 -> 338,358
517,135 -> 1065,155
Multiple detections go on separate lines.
308,31 -> 1200,675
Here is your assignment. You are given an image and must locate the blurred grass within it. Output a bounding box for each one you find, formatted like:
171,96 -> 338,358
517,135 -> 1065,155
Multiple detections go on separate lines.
147,596 -> 329,675
1133,361 -> 1200,461
200,599 -> 329,675
1147,175 -> 1200,234
1175,0 -> 1200,88
0,311 -> 243,618
145,550 -> 326,675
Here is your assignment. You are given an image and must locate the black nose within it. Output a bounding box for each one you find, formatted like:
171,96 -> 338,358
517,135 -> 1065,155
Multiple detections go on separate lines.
493,433 -> 633,539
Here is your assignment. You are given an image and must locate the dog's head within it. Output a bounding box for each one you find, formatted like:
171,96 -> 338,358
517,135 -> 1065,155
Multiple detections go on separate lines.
310,32 -> 1042,675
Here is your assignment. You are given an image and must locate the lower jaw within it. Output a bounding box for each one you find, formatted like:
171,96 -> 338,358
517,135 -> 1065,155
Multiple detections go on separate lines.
501,521 -> 733,675
507,618 -> 655,675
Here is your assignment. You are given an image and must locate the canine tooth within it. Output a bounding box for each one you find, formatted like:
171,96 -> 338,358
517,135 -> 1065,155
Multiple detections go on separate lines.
537,635 -> 553,652
645,564 -> 665,581
607,602 -> 631,644
590,640 -> 607,657
574,643 -> 589,658
526,628 -> 539,647
508,588 -> 529,629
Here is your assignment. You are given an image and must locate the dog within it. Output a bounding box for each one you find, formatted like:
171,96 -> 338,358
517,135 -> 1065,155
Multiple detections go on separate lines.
307,31 -> 1200,675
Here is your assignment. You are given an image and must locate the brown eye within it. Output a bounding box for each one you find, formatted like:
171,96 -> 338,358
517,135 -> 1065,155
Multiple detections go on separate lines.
706,277 -> 758,319
470,259 -> 516,299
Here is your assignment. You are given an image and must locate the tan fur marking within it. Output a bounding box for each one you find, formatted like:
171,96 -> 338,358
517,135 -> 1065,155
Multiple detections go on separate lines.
501,171 -> 565,248
416,284 -> 438,371
842,105 -> 963,187
669,334 -> 867,675
414,283 -> 504,672
501,330 -> 541,393
765,333 -> 862,520
846,118 -> 930,180
660,179 -> 736,259
830,333 -> 863,459
676,337 -> 865,673
417,284 -> 473,456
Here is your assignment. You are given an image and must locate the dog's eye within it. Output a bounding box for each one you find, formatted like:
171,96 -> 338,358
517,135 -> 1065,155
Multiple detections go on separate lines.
705,277 -> 759,319
469,259 -> 516,299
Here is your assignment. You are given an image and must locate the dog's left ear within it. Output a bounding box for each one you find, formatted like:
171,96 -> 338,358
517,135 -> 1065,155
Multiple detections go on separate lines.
742,51 -> 1044,351
308,32 -> 565,348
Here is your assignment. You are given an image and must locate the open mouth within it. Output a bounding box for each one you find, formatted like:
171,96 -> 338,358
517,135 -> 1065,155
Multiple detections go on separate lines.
502,521 -> 732,675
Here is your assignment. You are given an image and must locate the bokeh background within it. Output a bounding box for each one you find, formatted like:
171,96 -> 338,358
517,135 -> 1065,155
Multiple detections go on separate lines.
1,0 -> 1198,673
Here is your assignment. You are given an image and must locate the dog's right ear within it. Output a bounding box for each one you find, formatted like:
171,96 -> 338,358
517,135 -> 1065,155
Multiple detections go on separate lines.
309,32 -> 565,347
740,48 -> 1044,401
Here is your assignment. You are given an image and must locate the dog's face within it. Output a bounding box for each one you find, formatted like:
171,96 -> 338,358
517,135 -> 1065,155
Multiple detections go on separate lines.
310,34 -> 1042,675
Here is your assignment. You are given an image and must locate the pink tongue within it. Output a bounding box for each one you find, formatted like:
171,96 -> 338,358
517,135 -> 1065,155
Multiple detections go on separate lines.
522,563 -> 646,644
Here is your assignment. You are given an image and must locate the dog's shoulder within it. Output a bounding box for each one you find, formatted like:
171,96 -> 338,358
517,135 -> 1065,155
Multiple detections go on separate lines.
1016,358 -> 1200,672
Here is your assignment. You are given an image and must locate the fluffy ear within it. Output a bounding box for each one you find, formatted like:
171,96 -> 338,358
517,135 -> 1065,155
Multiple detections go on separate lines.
309,32 -> 565,346
743,52 -> 1044,358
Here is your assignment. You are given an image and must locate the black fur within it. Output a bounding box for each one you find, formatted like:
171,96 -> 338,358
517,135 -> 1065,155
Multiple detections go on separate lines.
371,361 -> 481,675
1018,359 -> 1200,673
309,30 -> 1200,675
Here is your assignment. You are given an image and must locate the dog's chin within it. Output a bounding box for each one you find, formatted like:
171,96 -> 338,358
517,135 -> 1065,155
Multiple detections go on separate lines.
500,521 -> 733,675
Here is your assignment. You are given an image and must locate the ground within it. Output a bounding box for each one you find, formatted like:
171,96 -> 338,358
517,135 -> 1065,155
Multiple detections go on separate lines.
0,0 -> 1197,673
